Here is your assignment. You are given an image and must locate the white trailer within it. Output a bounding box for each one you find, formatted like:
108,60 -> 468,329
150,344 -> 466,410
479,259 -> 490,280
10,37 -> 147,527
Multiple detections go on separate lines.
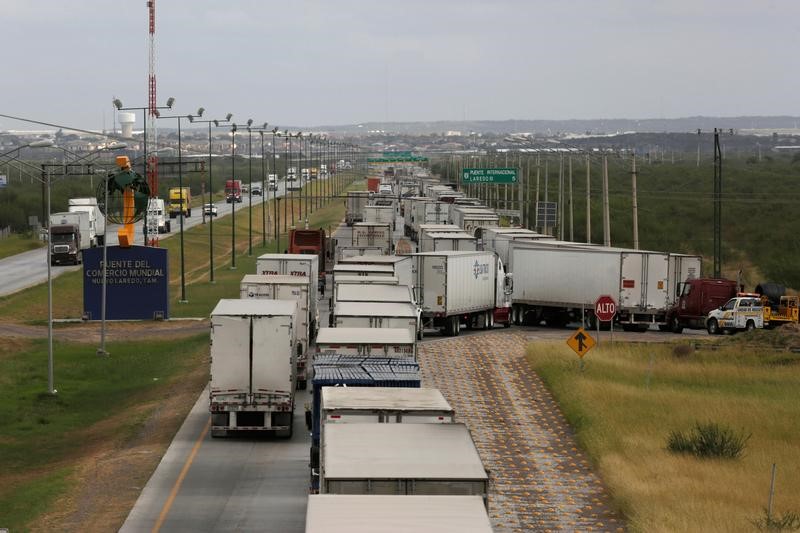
68,198 -> 105,245
346,191 -> 370,225
411,201 -> 449,241
319,423 -> 488,501
305,495 -> 493,533
418,231 -> 478,253
315,327 -> 416,358
333,275 -> 399,286
333,263 -> 396,278
363,205 -> 395,228
667,253 -> 703,305
338,254 -> 413,287
334,301 -> 419,339
209,299 -> 297,437
49,211 -> 94,250
335,245 -> 384,263
509,241 -> 670,329
350,223 -> 392,254
240,274 -> 316,389
482,229 -> 556,265
335,283 -> 415,306
256,253 -> 319,281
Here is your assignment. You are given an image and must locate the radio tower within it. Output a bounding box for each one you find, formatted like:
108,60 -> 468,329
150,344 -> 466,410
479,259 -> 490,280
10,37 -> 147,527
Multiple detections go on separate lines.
146,0 -> 159,246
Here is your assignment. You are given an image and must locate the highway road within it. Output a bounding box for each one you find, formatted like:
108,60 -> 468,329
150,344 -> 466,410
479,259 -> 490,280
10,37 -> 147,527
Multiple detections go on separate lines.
0,179 -> 310,298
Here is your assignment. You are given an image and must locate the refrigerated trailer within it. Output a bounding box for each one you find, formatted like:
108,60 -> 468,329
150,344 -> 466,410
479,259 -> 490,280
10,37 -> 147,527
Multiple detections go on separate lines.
256,253 -> 319,281
319,423 -> 488,501
335,245 -> 384,263
413,251 -> 512,336
315,327 -> 416,358
509,241 -> 670,329
350,223 -> 392,254
346,191 -> 370,225
338,254 -> 413,287
417,231 -> 478,253
333,301 -> 419,339
209,299 -> 298,437
363,205 -> 395,228
239,274 -> 316,389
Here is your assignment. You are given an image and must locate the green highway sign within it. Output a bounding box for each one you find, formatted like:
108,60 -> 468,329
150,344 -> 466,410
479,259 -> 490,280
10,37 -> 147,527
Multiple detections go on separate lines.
462,168 -> 518,184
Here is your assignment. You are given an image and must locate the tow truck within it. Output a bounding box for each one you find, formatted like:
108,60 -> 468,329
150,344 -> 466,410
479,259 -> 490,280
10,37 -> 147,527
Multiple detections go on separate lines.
706,293 -> 799,334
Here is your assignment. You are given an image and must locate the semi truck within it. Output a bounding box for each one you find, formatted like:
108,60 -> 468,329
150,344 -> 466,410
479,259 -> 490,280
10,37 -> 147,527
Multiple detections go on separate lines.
350,223 -> 392,254
49,211 -> 98,265
288,228 -> 328,293
413,250 -> 512,336
665,278 -> 738,333
338,254 -> 413,287
168,187 -> 191,218
363,205 -> 395,228
345,191 -> 370,225
145,198 -> 170,234
240,274 -> 316,389
417,231 -> 478,253
315,327 -> 417,359
333,301 -> 419,339
255,253 -> 319,332
67,198 -> 105,245
209,299 -> 298,437
410,200 -> 449,241
335,245 -> 384,263
225,179 -> 242,203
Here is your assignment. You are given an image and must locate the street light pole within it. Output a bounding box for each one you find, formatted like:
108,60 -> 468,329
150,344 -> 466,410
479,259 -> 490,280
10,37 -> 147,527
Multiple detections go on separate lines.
231,123 -> 237,269
247,119 -> 253,256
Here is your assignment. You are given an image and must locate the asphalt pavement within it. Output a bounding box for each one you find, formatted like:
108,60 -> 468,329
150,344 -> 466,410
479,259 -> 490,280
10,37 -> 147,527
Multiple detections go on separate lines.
0,181 -> 295,298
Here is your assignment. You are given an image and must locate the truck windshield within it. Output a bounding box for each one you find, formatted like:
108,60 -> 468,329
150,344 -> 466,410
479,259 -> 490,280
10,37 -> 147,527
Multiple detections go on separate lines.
51,234 -> 74,243
722,299 -> 736,311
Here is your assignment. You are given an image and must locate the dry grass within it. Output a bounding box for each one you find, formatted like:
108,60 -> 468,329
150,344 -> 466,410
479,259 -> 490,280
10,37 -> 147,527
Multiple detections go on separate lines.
526,341 -> 800,532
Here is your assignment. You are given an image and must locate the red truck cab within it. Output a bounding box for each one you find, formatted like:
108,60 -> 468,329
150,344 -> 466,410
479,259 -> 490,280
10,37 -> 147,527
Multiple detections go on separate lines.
665,278 -> 739,333
289,228 -> 328,294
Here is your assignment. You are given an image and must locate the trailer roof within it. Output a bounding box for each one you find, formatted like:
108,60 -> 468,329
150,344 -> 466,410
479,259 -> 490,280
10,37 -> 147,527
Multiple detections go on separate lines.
316,327 -> 414,345
417,224 -> 461,232
339,255 -> 410,265
333,264 -> 395,274
333,275 -> 399,285
334,301 -> 417,317
423,232 -> 476,240
211,298 -> 297,316
336,284 -> 413,303
256,253 -> 318,262
323,423 -> 486,480
306,495 -> 492,533
322,387 -> 451,412
240,274 -> 310,285
352,222 -> 391,228
412,250 -> 493,258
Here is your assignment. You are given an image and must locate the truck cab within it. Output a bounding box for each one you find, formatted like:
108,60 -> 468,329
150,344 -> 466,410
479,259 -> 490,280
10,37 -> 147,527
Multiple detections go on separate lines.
50,224 -> 81,265
145,198 -> 170,234
706,295 -> 765,334
665,278 -> 738,333
168,187 -> 191,218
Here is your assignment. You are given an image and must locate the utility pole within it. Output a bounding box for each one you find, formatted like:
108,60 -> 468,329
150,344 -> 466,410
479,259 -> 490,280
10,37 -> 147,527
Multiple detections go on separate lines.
713,128 -> 722,278
696,129 -> 701,167
631,151 -> 639,250
568,156 -> 573,241
603,155 -> 610,246
558,155 -> 564,240
534,155 -> 540,232
543,159 -> 549,235
585,155 -> 591,244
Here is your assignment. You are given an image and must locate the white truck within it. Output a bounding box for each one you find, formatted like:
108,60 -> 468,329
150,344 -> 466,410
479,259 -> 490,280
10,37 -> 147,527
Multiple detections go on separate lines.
706,296 -> 765,334
68,198 -> 105,245
450,207 -> 500,237
338,254 -> 413,287
256,253 -> 319,281
333,301 -> 419,339
417,231 -> 478,253
315,327 -> 417,358
413,250 -> 512,336
346,191 -> 370,225
481,227 -> 555,265
319,423 -> 488,500
209,299 -> 298,437
509,241 -> 670,330
48,211 -> 95,265
350,223 -> 392,254
240,274 -> 316,389
144,198 -> 170,234
411,201 -> 449,241
363,205 -> 395,228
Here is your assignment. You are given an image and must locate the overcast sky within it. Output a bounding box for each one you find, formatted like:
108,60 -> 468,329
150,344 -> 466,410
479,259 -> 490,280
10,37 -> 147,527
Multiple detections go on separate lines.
2,0 -> 799,131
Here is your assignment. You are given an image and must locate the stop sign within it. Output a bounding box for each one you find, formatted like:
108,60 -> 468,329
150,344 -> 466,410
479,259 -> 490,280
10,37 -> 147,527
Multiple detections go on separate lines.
595,295 -> 617,322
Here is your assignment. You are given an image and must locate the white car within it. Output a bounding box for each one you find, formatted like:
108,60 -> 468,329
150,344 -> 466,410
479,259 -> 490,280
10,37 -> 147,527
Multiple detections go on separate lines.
203,203 -> 219,217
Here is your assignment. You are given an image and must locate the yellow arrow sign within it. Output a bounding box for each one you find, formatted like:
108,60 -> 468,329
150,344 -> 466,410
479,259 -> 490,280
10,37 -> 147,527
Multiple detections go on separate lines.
567,327 -> 596,358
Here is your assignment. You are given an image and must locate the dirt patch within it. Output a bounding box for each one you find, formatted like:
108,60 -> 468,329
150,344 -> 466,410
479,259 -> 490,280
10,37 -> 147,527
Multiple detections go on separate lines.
0,320 -> 209,344
26,353 -> 208,532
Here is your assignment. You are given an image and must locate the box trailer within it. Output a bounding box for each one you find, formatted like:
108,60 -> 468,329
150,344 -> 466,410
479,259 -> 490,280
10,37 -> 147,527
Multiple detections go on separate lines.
319,423 -> 488,501
338,254 -> 412,287
350,223 -> 392,254
209,299 -> 297,437
482,230 -> 556,265
333,275 -> 399,286
256,253 -> 319,281
417,231 -> 478,253
453,211 -> 500,238
240,274 -> 316,389
363,205 -> 395,228
411,201 -> 449,241
305,495 -> 493,533
413,251 -> 511,336
335,245 -> 384,263
346,191 -> 370,225
509,241 -> 670,329
68,198 -> 105,245
333,301 -> 419,339
333,263 -> 396,278
667,253 -> 703,305
315,327 -> 416,358
335,283 -> 415,306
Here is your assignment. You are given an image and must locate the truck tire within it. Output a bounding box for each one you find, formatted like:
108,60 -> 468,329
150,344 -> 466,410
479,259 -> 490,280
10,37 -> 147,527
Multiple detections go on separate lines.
670,316 -> 684,334
706,318 -> 720,335
745,320 -> 756,332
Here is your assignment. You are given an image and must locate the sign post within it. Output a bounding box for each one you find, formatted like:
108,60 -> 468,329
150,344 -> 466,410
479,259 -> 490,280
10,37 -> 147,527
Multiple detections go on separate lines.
461,168 -> 518,184
567,327 -> 596,370
594,295 -> 617,344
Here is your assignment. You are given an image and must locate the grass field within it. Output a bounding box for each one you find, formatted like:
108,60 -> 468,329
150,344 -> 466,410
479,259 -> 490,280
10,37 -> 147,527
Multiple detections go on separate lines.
0,232 -> 43,259
0,175 -> 362,322
526,337 -> 800,532
0,334 -> 209,531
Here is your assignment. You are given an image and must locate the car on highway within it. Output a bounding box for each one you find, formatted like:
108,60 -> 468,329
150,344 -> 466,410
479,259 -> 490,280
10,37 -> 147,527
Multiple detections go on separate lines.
203,203 -> 219,217
251,183 -> 263,196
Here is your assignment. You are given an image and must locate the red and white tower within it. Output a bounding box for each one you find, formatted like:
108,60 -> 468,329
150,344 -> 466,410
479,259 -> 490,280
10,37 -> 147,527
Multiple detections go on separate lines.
146,0 -> 159,246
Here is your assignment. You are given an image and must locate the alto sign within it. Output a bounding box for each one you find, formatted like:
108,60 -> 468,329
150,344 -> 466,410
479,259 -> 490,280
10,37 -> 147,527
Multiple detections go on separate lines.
594,295 -> 617,322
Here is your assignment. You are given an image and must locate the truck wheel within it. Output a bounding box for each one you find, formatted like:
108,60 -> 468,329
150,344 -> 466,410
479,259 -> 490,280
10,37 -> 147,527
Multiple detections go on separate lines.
670,317 -> 684,334
745,320 -> 756,332
706,318 -> 720,335
417,327 -> 424,340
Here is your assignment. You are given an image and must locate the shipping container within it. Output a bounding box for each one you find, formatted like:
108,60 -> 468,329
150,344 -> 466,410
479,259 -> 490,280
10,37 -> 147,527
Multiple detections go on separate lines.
351,223 -> 392,254
305,495 -> 493,533
413,251 -> 511,335
240,274 -> 316,389
315,327 -> 416,358
209,299 -> 297,437
319,423 -> 488,501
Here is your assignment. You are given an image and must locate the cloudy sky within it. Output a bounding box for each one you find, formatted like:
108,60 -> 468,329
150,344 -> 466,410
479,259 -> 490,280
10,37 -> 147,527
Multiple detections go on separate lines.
2,0 -> 798,130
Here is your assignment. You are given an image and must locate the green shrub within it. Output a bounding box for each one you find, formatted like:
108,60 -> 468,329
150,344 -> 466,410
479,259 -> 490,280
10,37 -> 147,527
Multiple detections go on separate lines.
667,422 -> 750,459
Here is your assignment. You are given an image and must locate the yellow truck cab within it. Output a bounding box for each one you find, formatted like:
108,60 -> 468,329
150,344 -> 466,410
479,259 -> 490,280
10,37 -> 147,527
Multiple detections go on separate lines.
168,187 -> 191,218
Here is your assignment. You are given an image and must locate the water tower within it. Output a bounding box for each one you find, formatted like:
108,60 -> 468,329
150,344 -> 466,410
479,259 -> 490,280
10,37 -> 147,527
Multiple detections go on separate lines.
118,112 -> 136,138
